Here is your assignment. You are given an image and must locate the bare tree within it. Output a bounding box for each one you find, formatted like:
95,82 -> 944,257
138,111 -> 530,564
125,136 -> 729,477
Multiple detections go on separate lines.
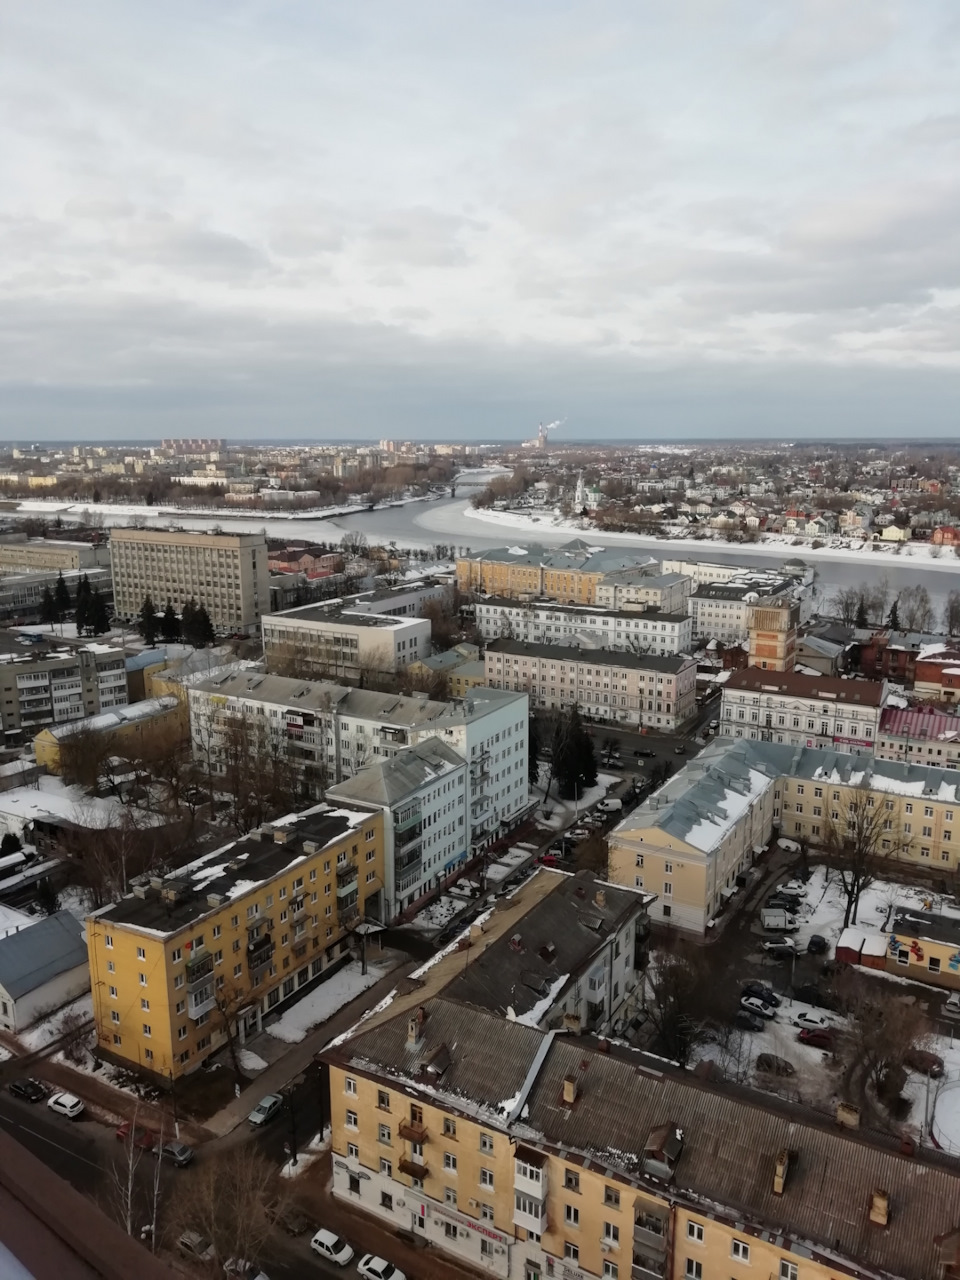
837,971 -> 930,1107
944,589 -> 960,637
643,938 -> 714,1068
822,786 -> 898,928
67,804 -> 178,907
830,585 -> 862,626
897,584 -> 935,632
167,1146 -> 283,1269
211,980 -> 251,1086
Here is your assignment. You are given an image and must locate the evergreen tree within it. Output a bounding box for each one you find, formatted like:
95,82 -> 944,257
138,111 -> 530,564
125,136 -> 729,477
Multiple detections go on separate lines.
74,573 -> 92,634
888,598 -> 901,631
160,600 -> 181,643
181,597 -> 198,645
855,598 -> 868,629
194,604 -> 215,648
527,716 -> 541,787
36,877 -> 60,916
552,705 -> 597,801
0,832 -> 21,855
39,585 -> 58,627
54,571 -> 70,622
88,589 -> 110,636
138,593 -> 159,646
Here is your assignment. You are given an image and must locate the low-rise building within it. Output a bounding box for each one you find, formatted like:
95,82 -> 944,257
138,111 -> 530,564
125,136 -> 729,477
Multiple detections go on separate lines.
0,566 -> 113,624
594,568 -> 692,613
33,695 -> 185,775
86,803 -> 386,1080
875,705 -> 960,770
0,539 -> 109,574
457,540 -> 656,605
886,907 -> 960,989
262,604 -> 431,680
0,643 -> 128,740
484,638 -> 696,730
914,648 -> 960,704
688,578 -> 794,644
720,669 -> 885,750
0,911 -> 89,1034
326,738 -> 468,919
322,991 -> 958,1280
475,597 -> 692,656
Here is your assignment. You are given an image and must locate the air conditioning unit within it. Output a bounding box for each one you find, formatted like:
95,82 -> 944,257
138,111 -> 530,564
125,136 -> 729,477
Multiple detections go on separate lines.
468,1198 -> 479,1208
396,1199 -> 405,1208
601,1243 -> 611,1253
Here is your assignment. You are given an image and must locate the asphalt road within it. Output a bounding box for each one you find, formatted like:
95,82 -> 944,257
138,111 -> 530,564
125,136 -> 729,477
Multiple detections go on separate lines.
0,1092 -> 105,1193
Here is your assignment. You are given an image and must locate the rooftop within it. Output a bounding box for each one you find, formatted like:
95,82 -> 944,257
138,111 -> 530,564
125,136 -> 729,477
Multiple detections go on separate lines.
266,603 -> 424,631
486,637 -> 692,673
891,907 -> 960,951
879,705 -> 960,741
37,696 -> 180,742
463,539 -> 657,575
724,668 -> 885,706
477,596 -> 688,624
690,578 -> 793,602
326,738 -> 466,808
0,912 -> 87,999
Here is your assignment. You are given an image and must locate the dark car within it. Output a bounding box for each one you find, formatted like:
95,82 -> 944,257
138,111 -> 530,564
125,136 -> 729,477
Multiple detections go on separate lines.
807,934 -> 829,955
155,1141 -> 195,1167
905,1048 -> 945,1078
742,982 -> 781,1007
793,983 -> 841,1012
766,895 -> 795,911
633,748 -> 655,758
268,1200 -> 312,1236
756,1053 -> 796,1076
735,1010 -> 765,1032
798,1028 -> 834,1050
673,744 -> 687,755
8,1078 -> 46,1103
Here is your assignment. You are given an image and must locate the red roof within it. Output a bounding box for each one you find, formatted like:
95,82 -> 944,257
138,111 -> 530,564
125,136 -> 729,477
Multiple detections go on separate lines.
879,706 -> 960,740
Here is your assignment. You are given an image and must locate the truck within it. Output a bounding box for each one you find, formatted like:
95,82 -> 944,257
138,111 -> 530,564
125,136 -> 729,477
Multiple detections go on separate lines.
761,908 -> 799,933
597,797 -> 623,814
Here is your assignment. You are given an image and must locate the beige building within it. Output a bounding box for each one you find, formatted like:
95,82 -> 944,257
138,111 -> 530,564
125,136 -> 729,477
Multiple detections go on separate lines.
0,539 -> 108,574
747,600 -> 799,672
322,992 -> 958,1280
875,705 -> 960,769
484,638 -> 696,730
594,569 -> 692,614
720,669 -> 885,751
109,528 -> 269,634
456,541 -> 656,606
474,598 -> 693,657
0,644 -> 127,739
263,604 -> 431,680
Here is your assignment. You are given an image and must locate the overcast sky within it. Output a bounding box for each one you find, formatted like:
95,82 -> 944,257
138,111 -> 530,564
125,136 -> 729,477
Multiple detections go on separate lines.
2,1 -> 959,442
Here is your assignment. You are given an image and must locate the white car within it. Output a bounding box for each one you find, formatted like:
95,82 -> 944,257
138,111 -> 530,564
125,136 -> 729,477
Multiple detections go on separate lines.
248,1093 -> 283,1126
762,936 -> 796,952
47,1091 -> 85,1120
740,995 -> 776,1019
311,1229 -> 355,1266
946,991 -> 960,1017
358,1256 -> 406,1280
794,1009 -> 830,1031
779,880 -> 808,898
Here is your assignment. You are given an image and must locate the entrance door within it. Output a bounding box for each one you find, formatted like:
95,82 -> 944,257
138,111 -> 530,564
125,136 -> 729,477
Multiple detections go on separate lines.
412,1210 -> 425,1231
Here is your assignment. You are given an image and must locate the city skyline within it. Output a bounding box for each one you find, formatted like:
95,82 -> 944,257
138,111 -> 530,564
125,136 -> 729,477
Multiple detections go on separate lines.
2,2 -> 959,441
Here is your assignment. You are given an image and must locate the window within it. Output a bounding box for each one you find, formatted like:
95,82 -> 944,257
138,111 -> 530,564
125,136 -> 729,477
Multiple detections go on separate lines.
444,1187 -> 458,1206
345,1110 -> 358,1128
481,1239 -> 494,1260
137,947 -> 146,960
109,985 -> 117,998
603,1222 -> 620,1245
106,960 -> 115,973
480,1132 -> 494,1153
564,1243 -> 579,1262
110,1010 -> 120,1024
779,1263 -> 797,1280
664,862 -> 673,873
381,1192 -> 393,1210
480,1168 -> 494,1187
732,1240 -> 750,1262
603,1264 -> 619,1280
481,1204 -> 494,1222
444,1222 -> 458,1241
930,956 -> 942,974
171,947 -> 181,963
564,1169 -> 580,1192
347,1144 -> 359,1161
139,973 -> 147,987
378,1124 -> 391,1144
604,1185 -> 621,1208
443,1117 -> 457,1137
142,1024 -> 151,1037
443,1152 -> 457,1172
685,1262 -> 703,1280
374,1088 -> 387,1108
687,1222 -> 704,1243
140,998 -> 149,1011
105,934 -> 113,949
565,1205 -> 580,1227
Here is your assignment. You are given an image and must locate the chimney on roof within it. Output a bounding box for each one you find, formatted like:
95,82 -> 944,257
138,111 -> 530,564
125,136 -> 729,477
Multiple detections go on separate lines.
274,829 -> 288,844
773,1148 -> 790,1195
595,888 -> 606,908
562,1075 -> 578,1106
869,1189 -> 889,1227
407,1005 -> 426,1048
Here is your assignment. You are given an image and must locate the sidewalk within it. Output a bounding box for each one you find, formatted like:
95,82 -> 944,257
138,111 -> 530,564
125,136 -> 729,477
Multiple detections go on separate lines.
204,959 -> 417,1139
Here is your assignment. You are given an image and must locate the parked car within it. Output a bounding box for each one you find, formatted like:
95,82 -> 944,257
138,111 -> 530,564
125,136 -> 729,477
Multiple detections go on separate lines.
8,1078 -> 46,1103
634,748 -> 655,758
756,1053 -> 796,1076
178,1231 -> 215,1263
742,982 -> 781,1006
946,991 -> 960,1017
709,719 -> 720,732
540,854 -> 565,868
569,826 -> 591,840
793,1010 -> 831,1031
358,1256 -> 406,1280
798,1027 -> 835,1050
807,934 -> 829,955
224,1261 -> 269,1280
905,1048 -> 945,1078
761,936 -> 796,953
47,1091 -> 84,1120
794,982 -> 841,1012
780,879 -> 808,897
673,744 -> 687,755
311,1229 -> 356,1265
248,1093 -> 284,1126
766,895 -> 797,911
155,1141 -> 195,1167
735,1010 -> 765,1032
116,1121 -> 157,1150
740,995 -> 776,1019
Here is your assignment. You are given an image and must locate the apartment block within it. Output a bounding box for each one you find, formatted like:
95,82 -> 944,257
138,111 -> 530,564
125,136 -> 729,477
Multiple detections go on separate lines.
188,671 -> 529,854
0,539 -> 109,574
720,670 -> 885,750
0,644 -> 127,739
484,638 -> 696,730
474,598 -> 692,656
594,568 -> 692,614
322,992 -> 956,1280
262,604 -> 430,680
109,528 -> 269,634
688,578 -> 794,644
326,738 -> 469,919
86,803 -> 386,1080
875,705 -> 960,769
456,540 -> 656,606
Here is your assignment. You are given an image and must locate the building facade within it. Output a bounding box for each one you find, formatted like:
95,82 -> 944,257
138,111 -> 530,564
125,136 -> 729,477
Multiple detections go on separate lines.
456,541 -> 656,606
593,570 -> 692,614
262,604 -> 431,680
484,639 -> 696,730
0,540 -> 108,574
109,528 -> 269,634
875,705 -> 960,769
0,644 -> 127,739
474,598 -> 692,657
720,670 -> 885,750
688,580 -> 794,644
86,804 -> 386,1080
746,601 -> 798,672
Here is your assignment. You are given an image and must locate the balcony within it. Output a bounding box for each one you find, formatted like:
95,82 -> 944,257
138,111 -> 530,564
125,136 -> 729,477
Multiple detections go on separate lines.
398,1156 -> 428,1179
336,862 -> 358,889
632,1260 -> 667,1280
395,825 -> 423,854
188,985 -> 216,1019
246,934 -> 274,972
398,1119 -> 428,1142
394,809 -> 423,835
290,896 -> 306,918
185,949 -> 214,991
634,1212 -> 668,1253
513,1198 -> 547,1234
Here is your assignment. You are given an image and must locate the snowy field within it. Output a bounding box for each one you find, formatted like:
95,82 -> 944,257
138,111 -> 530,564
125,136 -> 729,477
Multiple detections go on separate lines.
265,961 -> 391,1043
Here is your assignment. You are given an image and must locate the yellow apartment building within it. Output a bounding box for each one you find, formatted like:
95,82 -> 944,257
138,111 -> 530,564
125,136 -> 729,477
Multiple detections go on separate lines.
86,804 -> 385,1081
457,541 -> 654,607
33,696 -> 185,775
321,994 -> 959,1280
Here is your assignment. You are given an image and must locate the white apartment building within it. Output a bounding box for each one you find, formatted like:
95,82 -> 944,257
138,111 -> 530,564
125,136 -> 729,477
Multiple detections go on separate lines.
662,557 -> 815,587
473,597 -> 692,656
262,604 -> 431,680
326,738 -> 468,918
110,528 -> 269,634
688,578 -> 794,644
720,670 -> 886,751
188,671 -> 529,855
594,569 -> 692,614
341,578 -> 453,618
484,638 -> 696,730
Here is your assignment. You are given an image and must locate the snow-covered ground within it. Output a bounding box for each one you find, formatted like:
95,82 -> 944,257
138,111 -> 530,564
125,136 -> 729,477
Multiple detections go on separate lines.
486,845 -> 536,884
405,893 -> 470,932
19,994 -> 92,1052
531,769 -> 619,831
238,1049 -> 269,1073
464,503 -> 960,573
264,961 -> 391,1043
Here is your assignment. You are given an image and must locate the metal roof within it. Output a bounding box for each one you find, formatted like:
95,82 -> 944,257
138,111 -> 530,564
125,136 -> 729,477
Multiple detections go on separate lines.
0,912 -> 87,1000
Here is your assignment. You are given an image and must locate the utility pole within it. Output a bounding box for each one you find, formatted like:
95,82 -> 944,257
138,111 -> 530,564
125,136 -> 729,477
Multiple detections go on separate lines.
284,1088 -> 298,1168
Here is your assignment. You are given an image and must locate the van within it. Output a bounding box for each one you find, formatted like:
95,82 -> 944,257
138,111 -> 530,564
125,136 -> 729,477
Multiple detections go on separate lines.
597,798 -> 623,814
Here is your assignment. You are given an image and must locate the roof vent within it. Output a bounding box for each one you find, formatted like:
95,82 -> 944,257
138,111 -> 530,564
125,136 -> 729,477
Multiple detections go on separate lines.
407,1005 -> 426,1048
562,1075 -> 578,1106
274,829 -> 289,844
132,883 -> 148,899
869,1189 -> 889,1227
149,876 -> 163,890
836,1102 -> 860,1129
302,840 -> 318,854
595,889 -> 606,909
260,825 -> 275,842
773,1148 -> 790,1195
207,892 -> 224,907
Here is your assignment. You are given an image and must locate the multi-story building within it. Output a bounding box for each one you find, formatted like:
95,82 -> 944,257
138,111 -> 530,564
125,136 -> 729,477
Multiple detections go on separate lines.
484,639 -> 696,730
188,671 -> 529,855
720,669 -> 885,751
593,569 -> 692,614
339,579 -> 454,619
662,556 -> 815,587
262,605 -> 431,681
109,528 -> 269,634
746,600 -> 799,672
875,705 -> 960,769
322,992 -> 957,1280
0,644 -> 127,739
326,739 -> 468,919
914,649 -> 960,704
0,566 -> 113,625
608,739 -> 785,933
0,539 -> 109,574
86,803 -> 386,1080
688,579 -> 794,644
474,598 -> 692,656
33,695 -> 183,775
456,541 -> 656,606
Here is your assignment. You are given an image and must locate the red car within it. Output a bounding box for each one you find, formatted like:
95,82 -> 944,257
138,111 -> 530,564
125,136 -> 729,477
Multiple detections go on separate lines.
116,1121 -> 157,1150
798,1027 -> 834,1050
